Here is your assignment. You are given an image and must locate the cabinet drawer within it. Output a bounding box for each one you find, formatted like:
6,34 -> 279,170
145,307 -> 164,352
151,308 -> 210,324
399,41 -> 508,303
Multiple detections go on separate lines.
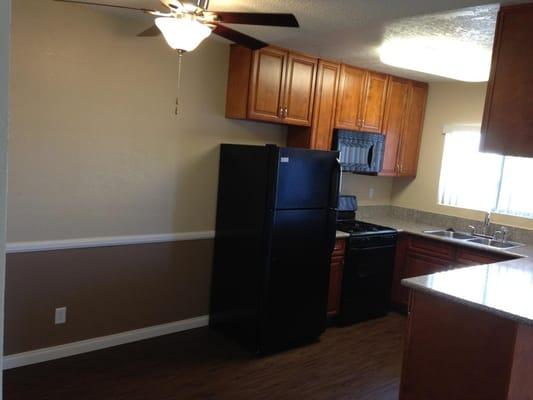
408,236 -> 455,261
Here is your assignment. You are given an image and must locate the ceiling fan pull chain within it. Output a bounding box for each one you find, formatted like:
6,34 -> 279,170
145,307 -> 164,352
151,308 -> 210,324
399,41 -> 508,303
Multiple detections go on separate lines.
175,49 -> 184,115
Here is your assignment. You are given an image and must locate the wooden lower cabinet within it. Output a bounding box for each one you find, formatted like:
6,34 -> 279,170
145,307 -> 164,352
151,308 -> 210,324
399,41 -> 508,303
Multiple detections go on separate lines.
392,235 -> 453,308
401,290 -> 533,400
327,238 -> 346,317
395,252 -> 450,306
456,247 -> 513,266
391,233 -> 518,309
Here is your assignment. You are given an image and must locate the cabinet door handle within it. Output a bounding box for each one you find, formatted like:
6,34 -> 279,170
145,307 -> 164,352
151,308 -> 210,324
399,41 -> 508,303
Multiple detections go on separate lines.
284,107 -> 288,118
279,106 -> 283,118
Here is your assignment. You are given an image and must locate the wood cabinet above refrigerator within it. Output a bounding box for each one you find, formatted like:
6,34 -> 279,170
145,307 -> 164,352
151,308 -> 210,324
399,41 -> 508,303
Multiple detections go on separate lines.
226,45 -> 317,127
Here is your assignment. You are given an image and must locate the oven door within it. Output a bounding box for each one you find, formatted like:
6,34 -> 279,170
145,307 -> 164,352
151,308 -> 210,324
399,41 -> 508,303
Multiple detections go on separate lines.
338,235 -> 397,325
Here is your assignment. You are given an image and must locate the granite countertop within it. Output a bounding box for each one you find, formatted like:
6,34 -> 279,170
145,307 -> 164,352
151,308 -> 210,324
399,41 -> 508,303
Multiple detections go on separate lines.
358,215 -> 533,259
359,215 -> 533,325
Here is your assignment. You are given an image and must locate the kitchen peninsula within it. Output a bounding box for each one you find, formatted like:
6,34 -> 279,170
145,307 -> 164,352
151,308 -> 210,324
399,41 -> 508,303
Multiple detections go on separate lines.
400,259 -> 533,400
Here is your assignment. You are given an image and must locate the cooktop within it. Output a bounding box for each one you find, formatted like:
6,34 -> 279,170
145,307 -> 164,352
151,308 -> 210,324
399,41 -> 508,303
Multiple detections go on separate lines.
337,220 -> 397,236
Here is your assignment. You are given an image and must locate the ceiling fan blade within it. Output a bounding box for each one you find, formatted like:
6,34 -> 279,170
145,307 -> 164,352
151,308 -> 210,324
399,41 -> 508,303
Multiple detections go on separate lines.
213,24 -> 268,50
212,12 -> 299,28
53,0 -> 157,13
137,25 -> 161,37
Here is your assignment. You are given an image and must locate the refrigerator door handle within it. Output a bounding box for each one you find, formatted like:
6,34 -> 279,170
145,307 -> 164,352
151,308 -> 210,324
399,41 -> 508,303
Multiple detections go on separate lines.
329,157 -> 341,209
327,210 -> 338,255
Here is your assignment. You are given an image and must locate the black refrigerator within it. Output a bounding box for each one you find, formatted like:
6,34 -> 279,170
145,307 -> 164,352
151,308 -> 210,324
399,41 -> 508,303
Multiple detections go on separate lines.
209,144 -> 341,353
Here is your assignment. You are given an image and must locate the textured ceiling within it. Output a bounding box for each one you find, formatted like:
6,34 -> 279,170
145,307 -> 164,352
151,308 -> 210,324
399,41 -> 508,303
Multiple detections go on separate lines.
56,0 -> 526,81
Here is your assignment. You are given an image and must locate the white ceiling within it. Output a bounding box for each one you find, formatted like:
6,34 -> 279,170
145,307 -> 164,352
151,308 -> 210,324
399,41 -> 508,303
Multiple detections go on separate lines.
59,0 -> 526,81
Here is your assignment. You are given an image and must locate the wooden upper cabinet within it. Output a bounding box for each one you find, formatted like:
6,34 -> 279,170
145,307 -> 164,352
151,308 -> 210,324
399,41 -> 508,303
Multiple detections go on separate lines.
480,4 -> 533,157
380,79 -> 427,178
359,72 -> 389,133
225,45 -> 317,127
398,82 -> 428,177
334,65 -> 365,130
335,67 -> 388,132
311,60 -> 340,150
287,60 -> 340,150
225,44 -> 428,161
248,47 -> 288,123
283,53 -> 317,126
381,77 -> 409,176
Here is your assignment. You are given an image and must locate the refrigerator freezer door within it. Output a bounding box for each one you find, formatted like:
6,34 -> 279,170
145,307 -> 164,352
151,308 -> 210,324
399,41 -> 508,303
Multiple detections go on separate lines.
275,148 -> 340,210
259,209 -> 336,351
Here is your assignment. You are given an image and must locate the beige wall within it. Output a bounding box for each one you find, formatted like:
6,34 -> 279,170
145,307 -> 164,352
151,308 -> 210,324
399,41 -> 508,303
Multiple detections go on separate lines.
8,0 -> 286,243
391,82 -> 533,230
341,174 -> 393,206
1,0 -> 11,384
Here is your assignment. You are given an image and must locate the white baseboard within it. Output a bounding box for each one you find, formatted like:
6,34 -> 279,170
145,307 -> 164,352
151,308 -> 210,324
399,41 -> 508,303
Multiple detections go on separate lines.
6,231 -> 216,254
3,315 -> 209,370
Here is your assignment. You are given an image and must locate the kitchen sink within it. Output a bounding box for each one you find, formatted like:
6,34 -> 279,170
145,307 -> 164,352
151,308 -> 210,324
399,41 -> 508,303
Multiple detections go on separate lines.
424,229 -> 525,250
424,230 -> 476,240
468,237 -> 524,249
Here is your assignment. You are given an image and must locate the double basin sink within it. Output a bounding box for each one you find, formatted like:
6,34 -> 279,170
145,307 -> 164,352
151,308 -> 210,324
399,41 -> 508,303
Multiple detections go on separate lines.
423,230 -> 524,250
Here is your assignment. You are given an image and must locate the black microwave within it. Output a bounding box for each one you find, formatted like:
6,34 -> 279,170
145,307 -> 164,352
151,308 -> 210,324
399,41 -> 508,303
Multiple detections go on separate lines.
333,130 -> 385,174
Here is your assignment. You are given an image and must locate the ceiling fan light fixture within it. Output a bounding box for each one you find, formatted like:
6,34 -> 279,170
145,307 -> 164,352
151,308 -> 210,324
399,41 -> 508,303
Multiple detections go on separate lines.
155,17 -> 212,52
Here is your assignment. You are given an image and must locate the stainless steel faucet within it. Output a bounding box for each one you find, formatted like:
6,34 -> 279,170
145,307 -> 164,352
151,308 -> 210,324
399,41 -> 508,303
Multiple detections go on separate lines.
481,212 -> 491,236
494,226 -> 509,243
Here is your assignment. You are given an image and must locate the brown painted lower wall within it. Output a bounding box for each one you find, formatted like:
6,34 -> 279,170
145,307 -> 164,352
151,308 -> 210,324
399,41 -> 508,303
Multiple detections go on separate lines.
4,239 -> 214,355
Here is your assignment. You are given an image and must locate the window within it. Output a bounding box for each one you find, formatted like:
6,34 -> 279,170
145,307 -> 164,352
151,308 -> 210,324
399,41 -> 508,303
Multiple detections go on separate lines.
438,127 -> 533,218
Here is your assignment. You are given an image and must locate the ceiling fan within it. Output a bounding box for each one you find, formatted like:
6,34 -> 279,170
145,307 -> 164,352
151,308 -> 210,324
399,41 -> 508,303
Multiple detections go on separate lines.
54,0 -> 300,52
55,0 -> 299,115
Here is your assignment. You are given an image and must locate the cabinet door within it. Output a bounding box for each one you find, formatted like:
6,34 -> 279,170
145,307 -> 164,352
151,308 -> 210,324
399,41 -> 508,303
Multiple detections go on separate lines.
397,251 -> 450,307
480,4 -> 533,157
248,47 -> 287,123
334,65 -> 365,130
327,256 -> 344,317
359,71 -> 389,133
455,247 -> 515,267
310,60 -> 340,150
283,53 -> 317,126
381,77 -> 409,176
398,82 -> 428,177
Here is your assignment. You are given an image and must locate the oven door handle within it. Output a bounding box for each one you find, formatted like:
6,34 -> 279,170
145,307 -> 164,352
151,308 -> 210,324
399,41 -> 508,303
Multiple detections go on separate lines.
347,244 -> 396,252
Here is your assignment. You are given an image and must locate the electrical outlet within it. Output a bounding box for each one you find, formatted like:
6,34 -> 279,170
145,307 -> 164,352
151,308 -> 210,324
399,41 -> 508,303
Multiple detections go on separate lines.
55,307 -> 67,325
369,188 -> 375,199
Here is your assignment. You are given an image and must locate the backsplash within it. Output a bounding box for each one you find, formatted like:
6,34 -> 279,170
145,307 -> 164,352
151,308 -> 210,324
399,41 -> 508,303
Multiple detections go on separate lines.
357,206 -> 533,245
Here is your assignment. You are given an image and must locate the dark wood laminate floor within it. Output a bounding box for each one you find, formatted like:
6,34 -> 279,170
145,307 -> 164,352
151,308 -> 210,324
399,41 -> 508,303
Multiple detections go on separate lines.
4,313 -> 405,400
